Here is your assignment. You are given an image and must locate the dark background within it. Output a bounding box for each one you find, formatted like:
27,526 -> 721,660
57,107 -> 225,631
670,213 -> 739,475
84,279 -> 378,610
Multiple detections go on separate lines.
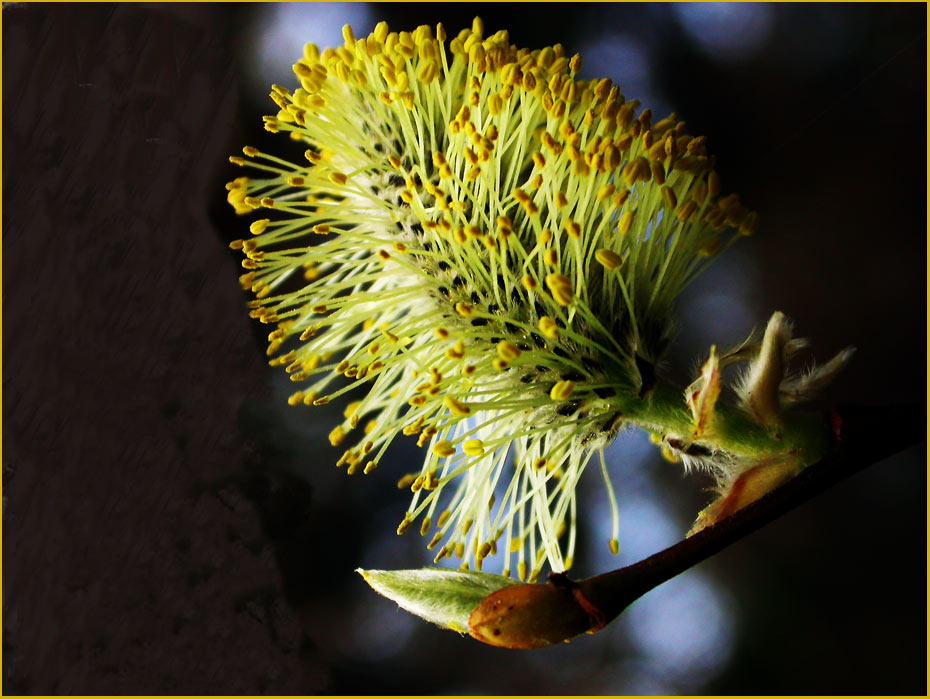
3,3 -> 926,694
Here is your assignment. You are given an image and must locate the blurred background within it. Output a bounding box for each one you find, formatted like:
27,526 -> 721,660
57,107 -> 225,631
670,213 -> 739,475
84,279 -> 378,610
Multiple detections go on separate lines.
3,3 -> 926,694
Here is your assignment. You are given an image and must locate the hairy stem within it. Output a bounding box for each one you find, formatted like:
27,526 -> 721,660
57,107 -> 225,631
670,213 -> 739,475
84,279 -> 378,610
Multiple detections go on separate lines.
616,376 -> 834,463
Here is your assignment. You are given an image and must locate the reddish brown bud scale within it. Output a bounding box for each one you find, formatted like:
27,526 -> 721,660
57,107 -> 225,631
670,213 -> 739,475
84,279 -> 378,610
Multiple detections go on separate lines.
468,581 -> 593,649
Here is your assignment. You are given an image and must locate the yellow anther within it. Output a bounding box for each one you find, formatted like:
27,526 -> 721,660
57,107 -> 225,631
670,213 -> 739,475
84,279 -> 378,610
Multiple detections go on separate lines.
463,439 -> 485,457
287,391 -> 304,406
618,209 -> 635,236
434,327 -> 449,340
511,187 -> 530,204
521,274 -> 538,292
446,340 -> 465,360
550,379 -> 575,401
690,179 -> 708,204
661,185 -> 678,210
373,20 -> 389,44
545,273 -> 573,306
344,400 -> 362,419
397,516 -> 413,535
543,248 -> 558,267
403,416 -> 425,436
416,59 -> 438,84
569,53 -> 582,74
595,248 -> 623,271
497,341 -> 521,361
554,191 -> 569,209
477,542 -> 492,561
455,301 -> 473,317
488,93 -> 503,115
538,316 -> 559,340
249,219 -> 270,236
329,172 -> 347,186
328,425 -> 346,446
651,161 -> 666,185
432,440 -> 456,458
563,219 -> 581,238
411,516 -> 430,538
443,396 -> 471,416
596,184 -> 615,202
676,200 -> 698,222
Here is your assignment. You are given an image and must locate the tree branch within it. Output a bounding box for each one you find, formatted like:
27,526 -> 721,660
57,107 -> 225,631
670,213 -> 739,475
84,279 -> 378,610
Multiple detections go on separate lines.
469,403 -> 924,647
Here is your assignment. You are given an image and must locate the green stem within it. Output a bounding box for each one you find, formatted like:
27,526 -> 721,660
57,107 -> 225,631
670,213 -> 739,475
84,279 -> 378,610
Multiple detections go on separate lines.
614,376 -> 834,465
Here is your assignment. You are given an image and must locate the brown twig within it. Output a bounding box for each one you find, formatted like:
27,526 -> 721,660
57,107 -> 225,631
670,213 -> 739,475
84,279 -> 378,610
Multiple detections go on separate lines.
469,404 -> 924,648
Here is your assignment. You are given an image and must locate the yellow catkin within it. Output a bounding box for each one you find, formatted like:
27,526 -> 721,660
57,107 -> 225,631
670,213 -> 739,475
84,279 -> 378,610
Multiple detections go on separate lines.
230,18 -> 760,581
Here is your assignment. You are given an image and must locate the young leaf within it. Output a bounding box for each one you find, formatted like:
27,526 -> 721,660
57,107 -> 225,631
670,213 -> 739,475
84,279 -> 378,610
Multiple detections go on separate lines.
358,567 -> 519,633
